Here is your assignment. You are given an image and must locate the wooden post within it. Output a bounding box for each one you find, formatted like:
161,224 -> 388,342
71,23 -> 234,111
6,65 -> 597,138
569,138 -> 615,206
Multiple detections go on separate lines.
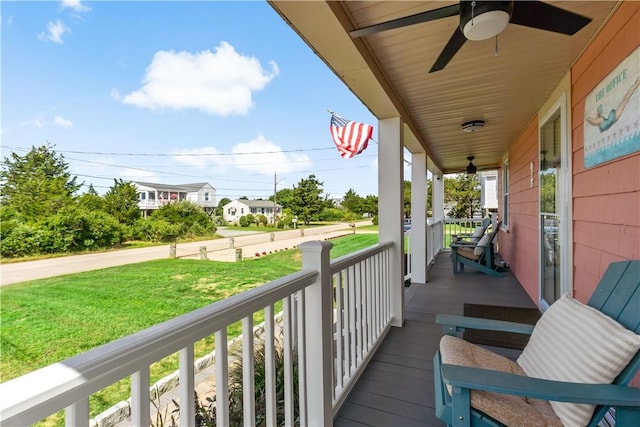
299,241 -> 333,426
199,246 -> 207,260
270,232 -> 275,242
229,237 -> 234,249
235,248 -> 242,262
169,243 -> 176,259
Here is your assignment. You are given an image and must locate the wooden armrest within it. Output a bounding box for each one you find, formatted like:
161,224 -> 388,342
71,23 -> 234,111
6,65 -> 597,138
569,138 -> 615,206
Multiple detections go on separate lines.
442,364 -> 640,407
436,313 -> 535,335
450,242 -> 478,248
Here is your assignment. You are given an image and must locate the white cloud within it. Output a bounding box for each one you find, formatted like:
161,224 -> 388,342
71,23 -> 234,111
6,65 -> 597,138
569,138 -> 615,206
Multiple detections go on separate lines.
60,0 -> 91,13
172,135 -> 312,175
20,115 -> 45,128
38,19 -> 71,44
122,41 -> 279,115
53,116 -> 73,128
110,88 -> 121,100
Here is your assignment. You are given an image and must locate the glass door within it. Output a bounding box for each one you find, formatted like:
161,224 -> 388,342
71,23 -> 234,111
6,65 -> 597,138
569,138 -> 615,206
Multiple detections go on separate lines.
539,108 -> 566,307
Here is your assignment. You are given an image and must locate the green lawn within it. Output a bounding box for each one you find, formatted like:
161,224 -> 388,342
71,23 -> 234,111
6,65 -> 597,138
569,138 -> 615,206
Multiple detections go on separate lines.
0,233 -> 378,422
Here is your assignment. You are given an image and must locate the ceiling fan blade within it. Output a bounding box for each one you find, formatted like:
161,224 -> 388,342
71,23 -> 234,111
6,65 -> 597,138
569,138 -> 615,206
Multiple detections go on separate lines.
430,27 -> 467,73
350,4 -> 460,38
510,1 -> 592,35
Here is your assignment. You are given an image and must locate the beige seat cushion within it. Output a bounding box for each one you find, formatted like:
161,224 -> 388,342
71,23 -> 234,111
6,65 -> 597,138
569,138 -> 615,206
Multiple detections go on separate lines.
456,246 -> 479,260
440,335 -> 562,427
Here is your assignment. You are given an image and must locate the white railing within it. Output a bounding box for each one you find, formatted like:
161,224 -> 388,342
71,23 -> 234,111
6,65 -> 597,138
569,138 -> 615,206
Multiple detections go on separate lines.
0,240 -> 394,427
443,218 -> 488,248
427,220 -> 444,266
403,218 -> 444,282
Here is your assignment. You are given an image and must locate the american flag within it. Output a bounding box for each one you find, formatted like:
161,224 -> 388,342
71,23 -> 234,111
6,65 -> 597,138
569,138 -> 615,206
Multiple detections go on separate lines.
329,114 -> 374,158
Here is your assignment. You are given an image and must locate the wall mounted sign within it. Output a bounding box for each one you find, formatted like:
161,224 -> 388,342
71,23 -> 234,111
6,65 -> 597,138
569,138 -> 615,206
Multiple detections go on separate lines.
583,47 -> 640,168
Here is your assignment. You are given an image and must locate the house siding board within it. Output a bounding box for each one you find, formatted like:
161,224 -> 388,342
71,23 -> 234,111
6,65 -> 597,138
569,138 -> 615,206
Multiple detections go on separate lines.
570,1 -> 640,286
570,2 -> 640,386
498,117 -> 541,304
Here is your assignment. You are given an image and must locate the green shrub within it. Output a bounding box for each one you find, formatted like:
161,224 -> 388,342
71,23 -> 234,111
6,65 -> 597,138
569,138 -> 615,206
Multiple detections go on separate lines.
0,223 -> 38,257
138,219 -> 182,242
238,216 -> 250,227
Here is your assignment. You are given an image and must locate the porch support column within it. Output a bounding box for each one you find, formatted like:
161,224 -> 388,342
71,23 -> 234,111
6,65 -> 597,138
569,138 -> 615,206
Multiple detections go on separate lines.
410,152 -> 427,283
433,173 -> 444,224
430,172 -> 445,275
378,117 -> 404,327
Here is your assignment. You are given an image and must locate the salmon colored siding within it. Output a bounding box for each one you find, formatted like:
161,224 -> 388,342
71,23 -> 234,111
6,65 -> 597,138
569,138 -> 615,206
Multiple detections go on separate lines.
571,2 -> 640,303
498,3 -> 640,388
498,119 -> 541,304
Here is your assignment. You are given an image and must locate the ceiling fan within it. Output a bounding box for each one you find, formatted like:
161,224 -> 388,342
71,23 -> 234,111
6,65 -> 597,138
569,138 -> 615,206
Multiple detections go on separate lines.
349,1 -> 592,73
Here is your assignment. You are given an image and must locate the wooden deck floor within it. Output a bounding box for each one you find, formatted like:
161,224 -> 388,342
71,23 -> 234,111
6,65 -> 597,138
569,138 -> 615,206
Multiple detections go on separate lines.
334,251 -> 538,427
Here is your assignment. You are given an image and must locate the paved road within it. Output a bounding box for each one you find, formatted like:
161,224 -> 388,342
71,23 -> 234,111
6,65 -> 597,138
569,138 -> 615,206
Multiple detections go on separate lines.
0,222 -> 372,286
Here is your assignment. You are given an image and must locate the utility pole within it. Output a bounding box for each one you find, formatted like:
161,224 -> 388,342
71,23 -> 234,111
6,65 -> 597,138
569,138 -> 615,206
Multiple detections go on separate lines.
273,172 -> 278,225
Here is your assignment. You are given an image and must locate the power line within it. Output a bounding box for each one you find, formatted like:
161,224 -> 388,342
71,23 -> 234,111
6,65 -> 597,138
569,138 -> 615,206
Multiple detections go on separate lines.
3,145 -> 336,157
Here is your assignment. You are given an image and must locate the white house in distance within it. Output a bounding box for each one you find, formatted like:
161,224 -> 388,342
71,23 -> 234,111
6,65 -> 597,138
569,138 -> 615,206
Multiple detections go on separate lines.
133,182 -> 216,217
223,199 -> 282,224
479,170 -> 499,217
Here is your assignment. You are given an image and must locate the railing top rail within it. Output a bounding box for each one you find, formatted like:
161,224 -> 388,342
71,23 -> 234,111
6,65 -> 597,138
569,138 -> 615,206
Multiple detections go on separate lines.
329,241 -> 393,274
0,269 -> 318,424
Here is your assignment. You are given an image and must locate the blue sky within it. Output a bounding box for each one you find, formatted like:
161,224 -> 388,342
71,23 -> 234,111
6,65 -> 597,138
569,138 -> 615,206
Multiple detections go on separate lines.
1,0 -> 395,201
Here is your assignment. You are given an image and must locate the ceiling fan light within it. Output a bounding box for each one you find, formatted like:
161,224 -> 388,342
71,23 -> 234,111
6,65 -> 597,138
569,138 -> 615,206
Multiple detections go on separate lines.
466,156 -> 477,174
462,120 -> 485,132
463,10 -> 510,41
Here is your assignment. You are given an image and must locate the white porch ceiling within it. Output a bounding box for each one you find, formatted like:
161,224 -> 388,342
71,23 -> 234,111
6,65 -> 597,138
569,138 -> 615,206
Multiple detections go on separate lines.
268,1 -> 618,174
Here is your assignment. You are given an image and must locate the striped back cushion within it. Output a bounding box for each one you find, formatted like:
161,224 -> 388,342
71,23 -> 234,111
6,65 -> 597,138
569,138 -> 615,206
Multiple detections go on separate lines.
517,294 -> 640,426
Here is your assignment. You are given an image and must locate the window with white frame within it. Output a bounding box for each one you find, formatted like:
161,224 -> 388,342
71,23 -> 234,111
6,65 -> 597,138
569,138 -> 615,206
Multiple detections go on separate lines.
502,160 -> 509,228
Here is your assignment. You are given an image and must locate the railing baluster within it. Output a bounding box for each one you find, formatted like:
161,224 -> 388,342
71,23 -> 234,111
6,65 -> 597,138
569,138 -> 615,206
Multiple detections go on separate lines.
335,271 -> 344,393
296,289 -> 307,426
366,258 -> 373,351
282,296 -> 294,427
355,262 -> 363,364
131,367 -> 150,427
348,265 -> 356,373
179,346 -> 195,427
65,397 -> 89,427
242,316 -> 255,427
375,253 -> 381,336
343,270 -> 351,378
264,305 -> 277,427
215,329 -> 229,427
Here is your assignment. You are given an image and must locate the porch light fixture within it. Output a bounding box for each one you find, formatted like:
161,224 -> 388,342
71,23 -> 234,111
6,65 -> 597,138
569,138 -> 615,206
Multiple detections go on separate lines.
466,156 -> 478,174
460,1 -> 512,41
462,120 -> 485,132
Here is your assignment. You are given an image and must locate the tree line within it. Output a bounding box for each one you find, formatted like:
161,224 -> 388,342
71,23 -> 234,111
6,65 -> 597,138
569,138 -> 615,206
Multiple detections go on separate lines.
0,145 -> 216,258
0,145 -> 378,258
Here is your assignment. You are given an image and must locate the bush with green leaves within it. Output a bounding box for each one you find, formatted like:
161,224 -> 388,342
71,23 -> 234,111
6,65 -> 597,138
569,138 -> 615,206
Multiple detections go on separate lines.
255,214 -> 268,227
135,218 -> 183,242
0,222 -> 38,257
1,206 -> 124,256
36,206 -> 124,253
150,201 -> 217,237
238,215 -> 251,227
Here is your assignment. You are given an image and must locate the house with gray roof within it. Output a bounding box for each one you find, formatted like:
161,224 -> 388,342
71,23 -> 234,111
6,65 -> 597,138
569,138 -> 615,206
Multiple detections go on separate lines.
222,199 -> 282,224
